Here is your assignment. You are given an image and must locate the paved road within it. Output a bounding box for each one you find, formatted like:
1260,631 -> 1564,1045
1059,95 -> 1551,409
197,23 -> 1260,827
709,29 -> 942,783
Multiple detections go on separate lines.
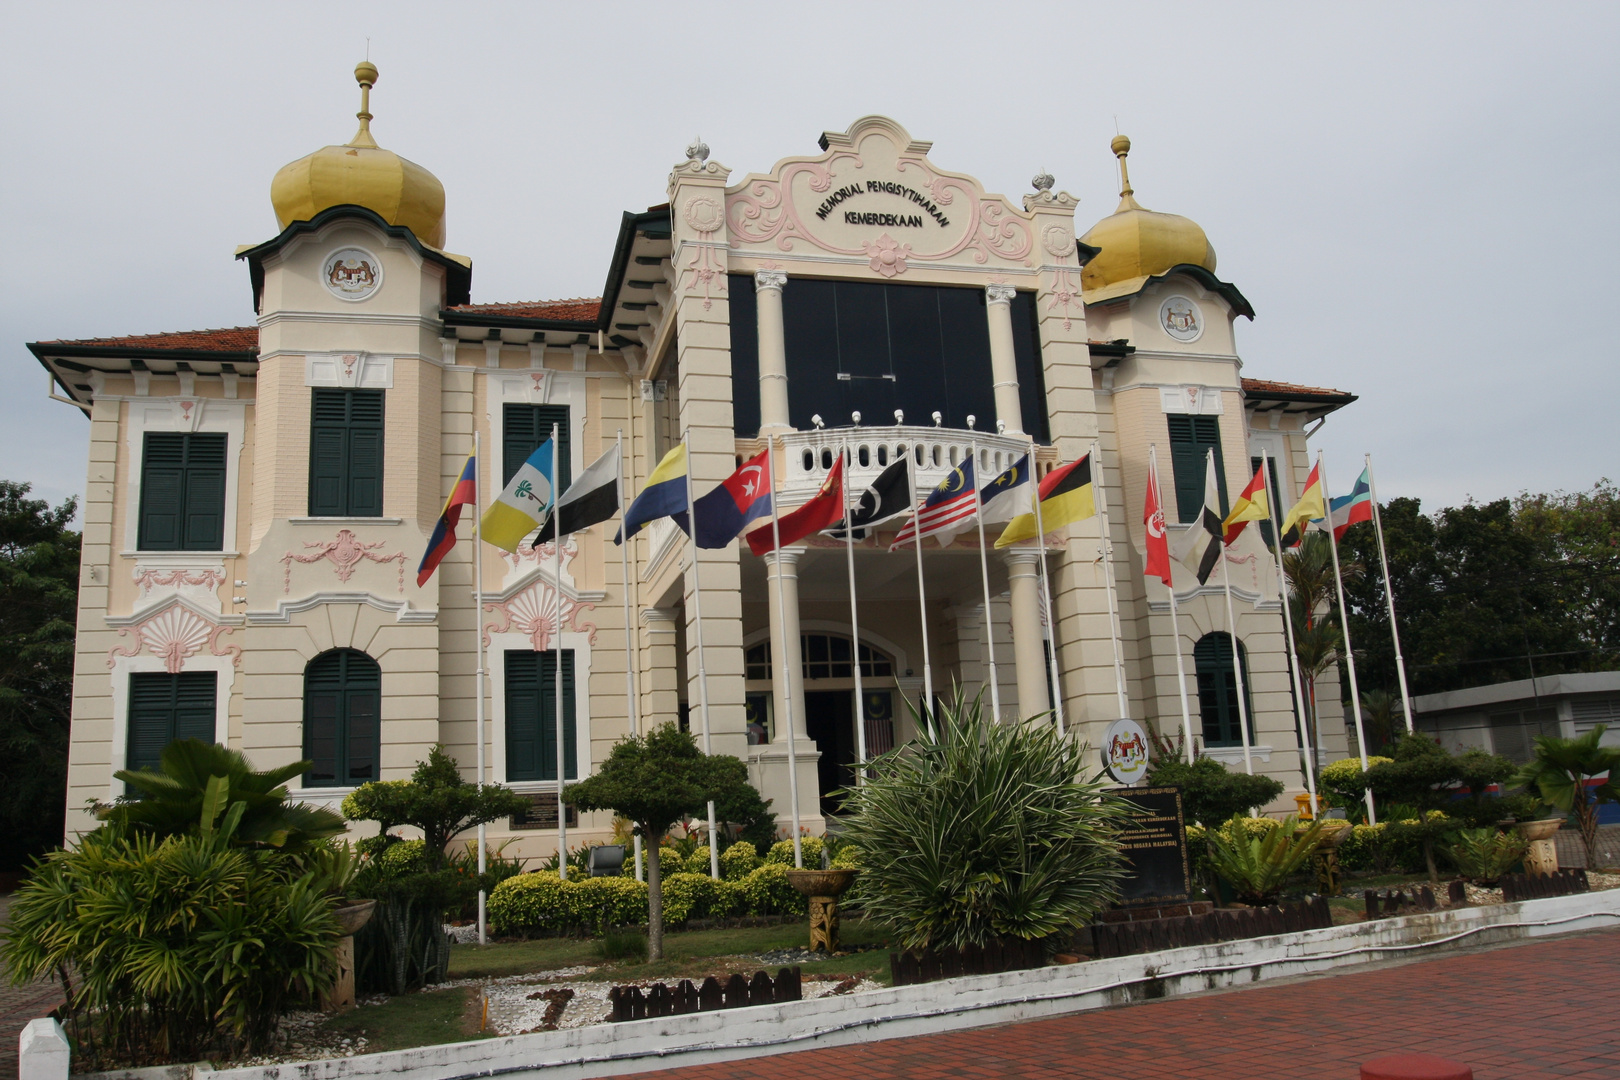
640,927 -> 1620,1080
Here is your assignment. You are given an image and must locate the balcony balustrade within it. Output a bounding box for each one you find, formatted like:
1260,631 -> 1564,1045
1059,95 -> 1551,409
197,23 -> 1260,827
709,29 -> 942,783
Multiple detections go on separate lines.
746,426 -> 1058,502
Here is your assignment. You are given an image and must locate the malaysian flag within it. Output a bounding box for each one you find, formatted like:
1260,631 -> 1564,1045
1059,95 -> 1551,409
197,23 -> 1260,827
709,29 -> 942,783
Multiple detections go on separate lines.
890,458 -> 978,550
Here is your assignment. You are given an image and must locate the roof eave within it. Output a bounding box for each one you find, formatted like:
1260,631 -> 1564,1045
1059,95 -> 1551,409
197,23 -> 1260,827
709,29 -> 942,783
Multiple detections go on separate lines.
599,208 -> 673,331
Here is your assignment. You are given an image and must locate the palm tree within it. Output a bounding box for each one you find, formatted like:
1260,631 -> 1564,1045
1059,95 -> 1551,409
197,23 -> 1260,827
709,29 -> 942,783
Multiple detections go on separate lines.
1280,533 -> 1365,776
1515,726 -> 1620,867
1360,689 -> 1400,753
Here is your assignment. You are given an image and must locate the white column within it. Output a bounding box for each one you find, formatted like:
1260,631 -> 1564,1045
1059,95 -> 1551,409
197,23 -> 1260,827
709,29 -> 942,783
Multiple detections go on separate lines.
984,284 -> 1024,437
763,548 -> 806,743
1004,552 -> 1049,717
640,607 -> 680,727
755,270 -> 791,435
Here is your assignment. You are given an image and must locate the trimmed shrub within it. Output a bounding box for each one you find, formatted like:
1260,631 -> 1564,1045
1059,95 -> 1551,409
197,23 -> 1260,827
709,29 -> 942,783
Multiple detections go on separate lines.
658,846 -> 686,875
571,876 -> 651,934
737,861 -> 806,917
1319,756 -> 1393,815
829,843 -> 861,870
686,845 -> 715,875
766,836 -> 823,867
719,840 -> 761,880
661,872 -> 722,924
488,871 -> 572,936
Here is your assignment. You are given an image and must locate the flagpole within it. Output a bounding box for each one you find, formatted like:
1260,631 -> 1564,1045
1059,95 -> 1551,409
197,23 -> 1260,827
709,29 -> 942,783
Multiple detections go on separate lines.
970,436 -> 1003,721
1365,454 -> 1414,733
473,431 -> 487,945
766,434 -> 804,867
1150,445 -> 1195,765
549,424 -> 570,881
903,440 -> 934,734
1262,450 -> 1319,816
1028,441 -> 1065,734
615,430 -> 643,882
1318,451 -> 1377,825
681,433 -> 722,879
1211,450 -> 1254,775
840,433 -> 868,783
1092,441 -> 1131,720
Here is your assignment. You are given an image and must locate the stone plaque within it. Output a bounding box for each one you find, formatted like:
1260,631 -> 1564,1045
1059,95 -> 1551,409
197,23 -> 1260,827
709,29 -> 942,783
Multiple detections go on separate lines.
509,794 -> 578,831
1111,785 -> 1191,907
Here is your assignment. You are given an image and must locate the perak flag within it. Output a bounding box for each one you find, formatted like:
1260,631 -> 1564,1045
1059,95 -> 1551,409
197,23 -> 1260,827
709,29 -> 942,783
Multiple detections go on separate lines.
482,440 -> 557,552
616,444 -> 687,544
1142,461 -> 1174,587
1280,461 -> 1325,548
1222,464 -> 1271,545
1174,453 -> 1224,584
749,454 -> 845,556
890,458 -> 979,550
690,449 -> 772,549
1322,467 -> 1374,541
993,455 -> 1095,549
534,443 -> 621,544
827,458 -> 911,541
417,451 -> 477,587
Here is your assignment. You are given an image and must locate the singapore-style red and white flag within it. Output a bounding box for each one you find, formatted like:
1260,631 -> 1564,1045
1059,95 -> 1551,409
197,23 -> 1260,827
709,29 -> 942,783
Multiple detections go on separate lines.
1143,464 -> 1173,586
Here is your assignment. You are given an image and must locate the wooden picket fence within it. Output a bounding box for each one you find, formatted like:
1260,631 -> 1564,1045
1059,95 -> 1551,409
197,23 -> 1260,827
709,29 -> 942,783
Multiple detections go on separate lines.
1090,896 -> 1334,959
889,936 -> 1048,987
1501,868 -> 1588,903
608,968 -> 801,1021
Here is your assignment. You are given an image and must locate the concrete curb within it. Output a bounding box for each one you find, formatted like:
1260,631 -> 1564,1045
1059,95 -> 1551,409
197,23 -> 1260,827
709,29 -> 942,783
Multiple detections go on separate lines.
83,890 -> 1620,1080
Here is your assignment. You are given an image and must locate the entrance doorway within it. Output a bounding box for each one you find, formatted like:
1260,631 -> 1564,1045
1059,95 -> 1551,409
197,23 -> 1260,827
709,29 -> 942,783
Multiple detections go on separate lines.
804,691 -> 855,816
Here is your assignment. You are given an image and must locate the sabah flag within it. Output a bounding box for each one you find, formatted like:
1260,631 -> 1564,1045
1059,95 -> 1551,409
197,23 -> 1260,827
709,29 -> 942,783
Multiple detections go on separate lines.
689,450 -> 772,549
1321,467 -> 1373,541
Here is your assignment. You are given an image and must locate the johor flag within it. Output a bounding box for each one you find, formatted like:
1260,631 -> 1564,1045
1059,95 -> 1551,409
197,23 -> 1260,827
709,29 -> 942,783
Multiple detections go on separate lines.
417,452 -> 477,587
1321,467 -> 1373,541
1143,463 -> 1173,587
689,450 -> 772,549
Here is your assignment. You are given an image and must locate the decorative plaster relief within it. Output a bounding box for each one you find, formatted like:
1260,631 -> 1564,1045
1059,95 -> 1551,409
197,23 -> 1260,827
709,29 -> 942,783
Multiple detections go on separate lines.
724,116 -> 1035,275
131,560 -> 227,615
280,529 -> 407,594
1159,295 -> 1205,343
107,603 -> 241,675
305,352 -> 394,389
498,536 -> 578,585
680,196 -> 728,310
482,577 -> 599,654
1160,386 -> 1225,415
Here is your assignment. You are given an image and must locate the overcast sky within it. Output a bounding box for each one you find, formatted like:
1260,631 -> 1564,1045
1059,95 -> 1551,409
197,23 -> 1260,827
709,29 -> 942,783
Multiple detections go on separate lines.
3,2 -> 1615,519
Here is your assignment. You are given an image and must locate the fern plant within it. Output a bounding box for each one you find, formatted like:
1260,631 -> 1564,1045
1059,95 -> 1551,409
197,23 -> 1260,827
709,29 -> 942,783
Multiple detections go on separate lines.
1447,827 -> 1528,885
835,689 -> 1131,951
1205,814 -> 1328,905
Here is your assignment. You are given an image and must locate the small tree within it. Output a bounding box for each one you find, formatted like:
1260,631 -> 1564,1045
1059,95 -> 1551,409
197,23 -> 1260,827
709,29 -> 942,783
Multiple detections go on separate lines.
1144,755 -> 1285,826
342,746 -> 527,870
564,724 -> 744,960
1515,725 -> 1620,867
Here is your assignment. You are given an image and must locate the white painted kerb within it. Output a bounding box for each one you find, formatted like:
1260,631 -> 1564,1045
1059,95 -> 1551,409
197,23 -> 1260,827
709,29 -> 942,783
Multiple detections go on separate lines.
96,890 -> 1620,1080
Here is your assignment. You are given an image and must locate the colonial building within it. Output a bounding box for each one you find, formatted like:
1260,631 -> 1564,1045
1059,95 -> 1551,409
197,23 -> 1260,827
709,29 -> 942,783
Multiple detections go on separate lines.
30,64 -> 1358,849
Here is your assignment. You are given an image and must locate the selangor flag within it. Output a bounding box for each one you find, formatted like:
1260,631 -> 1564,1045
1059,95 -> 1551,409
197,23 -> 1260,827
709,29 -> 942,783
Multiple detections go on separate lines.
1322,467 -> 1374,541
1222,464 -> 1270,545
749,455 -> 844,556
1143,463 -> 1173,587
1280,462 -> 1325,548
417,452 -> 477,587
690,449 -> 772,549
993,455 -> 1095,549
616,444 -> 688,544
482,440 -> 556,552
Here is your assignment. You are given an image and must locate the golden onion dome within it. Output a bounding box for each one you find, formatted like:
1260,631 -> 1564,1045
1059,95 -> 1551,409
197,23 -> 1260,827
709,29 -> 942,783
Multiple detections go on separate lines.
1079,135 -> 1216,301
270,62 -> 447,248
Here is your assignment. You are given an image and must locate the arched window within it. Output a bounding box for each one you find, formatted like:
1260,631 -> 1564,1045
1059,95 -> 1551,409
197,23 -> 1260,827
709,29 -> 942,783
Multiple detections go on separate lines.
1194,633 -> 1253,748
743,635 -> 894,681
303,649 -> 381,787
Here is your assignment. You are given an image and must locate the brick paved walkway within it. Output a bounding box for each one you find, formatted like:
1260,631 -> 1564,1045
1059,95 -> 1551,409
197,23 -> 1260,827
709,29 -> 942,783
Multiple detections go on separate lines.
0,894 -> 66,1080
645,928 -> 1620,1080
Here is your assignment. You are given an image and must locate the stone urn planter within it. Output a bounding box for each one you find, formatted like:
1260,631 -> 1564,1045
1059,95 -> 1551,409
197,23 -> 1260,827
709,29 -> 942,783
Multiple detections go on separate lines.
324,900 -> 378,1013
785,869 -> 859,954
1515,818 -> 1562,876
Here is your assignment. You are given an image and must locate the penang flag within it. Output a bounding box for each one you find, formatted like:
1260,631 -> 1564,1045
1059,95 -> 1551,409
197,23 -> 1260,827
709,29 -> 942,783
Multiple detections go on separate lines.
690,449 -> 772,549
482,440 -> 556,552
616,444 -> 689,544
417,452 -> 477,587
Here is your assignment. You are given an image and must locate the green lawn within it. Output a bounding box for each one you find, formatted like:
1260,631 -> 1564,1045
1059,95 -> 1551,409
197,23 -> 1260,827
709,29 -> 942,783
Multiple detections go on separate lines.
321,986 -> 490,1052
450,916 -> 894,984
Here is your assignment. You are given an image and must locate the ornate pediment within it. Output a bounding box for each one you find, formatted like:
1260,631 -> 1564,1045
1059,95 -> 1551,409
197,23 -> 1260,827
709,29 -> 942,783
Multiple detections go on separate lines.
725,115 -> 1036,277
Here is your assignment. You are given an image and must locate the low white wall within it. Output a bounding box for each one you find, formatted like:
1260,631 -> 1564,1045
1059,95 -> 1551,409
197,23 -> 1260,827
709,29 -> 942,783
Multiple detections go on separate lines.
89,890 -> 1620,1080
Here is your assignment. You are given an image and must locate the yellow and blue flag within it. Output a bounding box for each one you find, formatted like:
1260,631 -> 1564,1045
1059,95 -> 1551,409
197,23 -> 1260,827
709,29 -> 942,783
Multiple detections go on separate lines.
482,440 -> 556,552
616,444 -> 688,544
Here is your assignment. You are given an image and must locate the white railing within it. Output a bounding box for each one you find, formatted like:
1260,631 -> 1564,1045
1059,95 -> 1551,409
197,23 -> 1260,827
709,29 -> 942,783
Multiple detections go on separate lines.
744,426 -> 1057,502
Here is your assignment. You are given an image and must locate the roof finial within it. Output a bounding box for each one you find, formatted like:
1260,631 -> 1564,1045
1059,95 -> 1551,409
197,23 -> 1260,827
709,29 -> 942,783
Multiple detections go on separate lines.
350,61 -> 380,149
1111,134 -> 1140,210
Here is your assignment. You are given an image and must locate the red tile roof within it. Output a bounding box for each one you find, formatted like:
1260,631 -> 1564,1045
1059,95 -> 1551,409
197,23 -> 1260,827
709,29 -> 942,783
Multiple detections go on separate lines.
1241,378 -> 1354,399
445,298 -> 602,322
39,326 -> 260,352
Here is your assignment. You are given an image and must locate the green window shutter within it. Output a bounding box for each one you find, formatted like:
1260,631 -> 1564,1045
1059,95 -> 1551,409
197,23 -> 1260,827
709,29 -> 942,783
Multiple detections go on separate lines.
172,673 -> 217,743
505,650 -> 576,781
1167,416 -> 1227,522
309,389 -> 385,516
137,434 -> 187,550
503,404 -> 571,495
302,649 -> 381,787
181,435 -> 227,551
1194,633 -> 1252,747
128,672 -> 216,773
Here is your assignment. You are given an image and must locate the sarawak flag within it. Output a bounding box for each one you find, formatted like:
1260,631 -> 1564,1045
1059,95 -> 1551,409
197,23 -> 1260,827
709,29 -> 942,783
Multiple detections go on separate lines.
1280,462 -> 1325,548
1143,464 -> 1174,587
690,449 -> 772,549
417,452 -> 477,587
1222,464 -> 1270,545
994,455 -> 1095,549
748,455 -> 844,556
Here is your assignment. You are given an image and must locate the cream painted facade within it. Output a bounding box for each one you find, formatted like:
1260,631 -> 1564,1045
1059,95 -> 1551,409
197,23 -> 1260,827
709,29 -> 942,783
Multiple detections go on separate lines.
32,78 -> 1357,854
